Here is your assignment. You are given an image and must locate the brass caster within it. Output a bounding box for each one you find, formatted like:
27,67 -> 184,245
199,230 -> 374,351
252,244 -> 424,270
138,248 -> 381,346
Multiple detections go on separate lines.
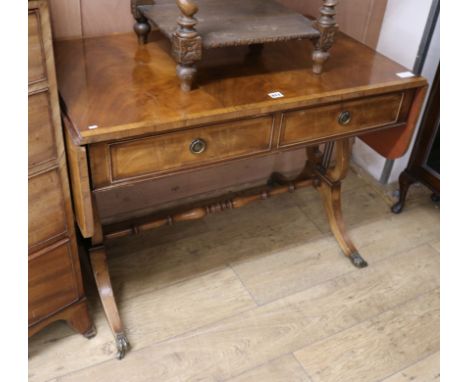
349,252 -> 368,268
115,333 -> 130,360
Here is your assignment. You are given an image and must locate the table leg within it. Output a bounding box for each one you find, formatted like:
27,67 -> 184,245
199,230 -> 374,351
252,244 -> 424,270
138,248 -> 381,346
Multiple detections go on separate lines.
89,197 -> 130,359
131,0 -> 152,44
312,0 -> 338,74
173,0 -> 202,91
309,139 -> 368,268
391,170 -> 417,214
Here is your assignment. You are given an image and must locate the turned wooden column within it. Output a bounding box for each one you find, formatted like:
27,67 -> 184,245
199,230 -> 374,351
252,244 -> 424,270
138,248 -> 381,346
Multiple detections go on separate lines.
312,0 -> 339,74
172,0 -> 203,91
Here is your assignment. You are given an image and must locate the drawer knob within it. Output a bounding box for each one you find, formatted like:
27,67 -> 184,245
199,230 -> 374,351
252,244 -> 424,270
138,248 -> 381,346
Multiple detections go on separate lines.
338,111 -> 352,125
190,138 -> 207,154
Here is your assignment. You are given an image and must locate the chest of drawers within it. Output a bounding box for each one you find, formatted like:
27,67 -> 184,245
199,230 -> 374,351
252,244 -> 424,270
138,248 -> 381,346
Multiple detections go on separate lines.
28,0 -> 94,338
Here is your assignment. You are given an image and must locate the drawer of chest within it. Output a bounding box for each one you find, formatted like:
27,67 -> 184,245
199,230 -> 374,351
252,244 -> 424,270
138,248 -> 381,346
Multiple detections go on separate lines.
28,239 -> 79,325
278,92 -> 405,148
90,116 -> 274,188
29,168 -> 68,251
28,9 -> 47,84
29,90 -> 57,169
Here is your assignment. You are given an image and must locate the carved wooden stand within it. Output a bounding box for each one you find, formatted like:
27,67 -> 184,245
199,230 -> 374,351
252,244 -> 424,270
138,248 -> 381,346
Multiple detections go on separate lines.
131,0 -> 338,91
91,139 -> 366,359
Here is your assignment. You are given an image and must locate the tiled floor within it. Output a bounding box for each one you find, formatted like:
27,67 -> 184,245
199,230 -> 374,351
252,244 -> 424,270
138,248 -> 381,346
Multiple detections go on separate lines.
28,165 -> 440,382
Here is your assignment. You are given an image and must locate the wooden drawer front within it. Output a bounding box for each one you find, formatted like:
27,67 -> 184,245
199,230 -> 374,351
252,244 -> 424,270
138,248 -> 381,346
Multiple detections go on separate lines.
29,169 -> 68,250
28,10 -> 46,84
28,240 -> 79,325
108,116 -> 274,183
29,91 -> 56,168
279,93 -> 404,147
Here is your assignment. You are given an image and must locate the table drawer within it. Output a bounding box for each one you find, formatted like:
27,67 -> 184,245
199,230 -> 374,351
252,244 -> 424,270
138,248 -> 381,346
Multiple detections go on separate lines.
28,239 -> 79,325
100,116 -> 274,185
278,92 -> 405,147
29,90 -> 56,168
29,168 -> 68,251
28,10 -> 47,84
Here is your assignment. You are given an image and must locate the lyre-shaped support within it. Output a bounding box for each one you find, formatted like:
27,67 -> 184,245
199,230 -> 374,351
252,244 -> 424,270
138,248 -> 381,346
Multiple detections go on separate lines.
173,0 -> 202,91
312,0 -> 339,74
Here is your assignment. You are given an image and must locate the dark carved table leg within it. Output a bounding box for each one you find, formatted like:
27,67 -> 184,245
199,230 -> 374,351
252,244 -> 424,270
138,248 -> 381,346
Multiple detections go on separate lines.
312,0 -> 338,74
391,170 -> 417,214
89,197 -> 130,359
131,0 -> 153,45
309,140 -> 368,268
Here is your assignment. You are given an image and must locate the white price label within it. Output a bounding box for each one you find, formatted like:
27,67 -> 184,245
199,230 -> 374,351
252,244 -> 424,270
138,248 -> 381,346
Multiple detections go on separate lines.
396,71 -> 415,78
268,91 -> 284,99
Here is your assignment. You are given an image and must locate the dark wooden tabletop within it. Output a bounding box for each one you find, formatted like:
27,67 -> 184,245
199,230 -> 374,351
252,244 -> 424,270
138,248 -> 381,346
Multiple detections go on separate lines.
55,32 -> 426,145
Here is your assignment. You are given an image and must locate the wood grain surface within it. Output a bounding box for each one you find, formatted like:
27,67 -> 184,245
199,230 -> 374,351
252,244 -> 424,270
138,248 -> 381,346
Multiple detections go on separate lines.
381,352 -> 440,382
28,10 -> 47,83
227,355 -> 311,382
63,120 -> 94,237
55,33 -> 425,145
28,239 -> 80,325
28,171 -> 439,381
98,115 -> 274,186
28,90 -> 56,169
294,287 -> 439,382
279,92 -> 404,148
49,245 -> 439,382
28,168 -> 68,251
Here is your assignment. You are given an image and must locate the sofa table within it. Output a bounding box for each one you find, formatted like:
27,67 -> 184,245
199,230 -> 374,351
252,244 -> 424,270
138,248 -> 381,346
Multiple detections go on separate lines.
55,32 -> 427,359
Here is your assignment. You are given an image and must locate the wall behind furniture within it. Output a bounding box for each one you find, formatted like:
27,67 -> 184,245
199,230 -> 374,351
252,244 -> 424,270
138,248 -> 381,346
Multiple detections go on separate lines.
351,0 -> 438,182
387,15 -> 439,184
49,0 -> 387,48
277,0 -> 387,49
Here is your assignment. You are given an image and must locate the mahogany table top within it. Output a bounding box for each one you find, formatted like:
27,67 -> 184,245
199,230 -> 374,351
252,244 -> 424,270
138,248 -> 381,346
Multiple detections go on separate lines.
55,32 -> 426,145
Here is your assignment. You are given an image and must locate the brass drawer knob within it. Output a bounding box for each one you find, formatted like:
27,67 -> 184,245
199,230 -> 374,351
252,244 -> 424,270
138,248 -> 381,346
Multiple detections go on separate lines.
190,138 -> 207,154
338,111 -> 352,125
